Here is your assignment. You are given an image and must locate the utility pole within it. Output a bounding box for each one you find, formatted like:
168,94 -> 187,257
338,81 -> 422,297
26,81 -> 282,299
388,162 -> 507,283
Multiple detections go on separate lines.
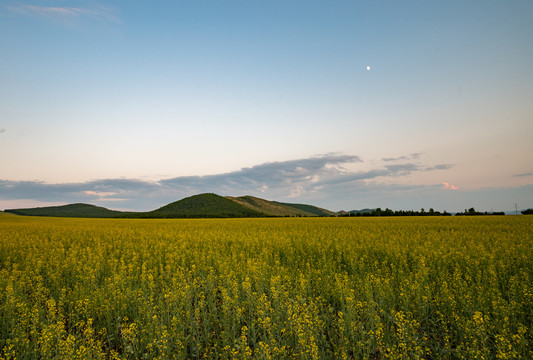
515,203 -> 519,215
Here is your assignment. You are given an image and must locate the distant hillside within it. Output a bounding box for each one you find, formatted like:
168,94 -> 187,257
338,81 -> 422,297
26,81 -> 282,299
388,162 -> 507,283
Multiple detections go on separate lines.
4,193 -> 338,219
336,209 -> 376,217
273,201 -> 336,217
142,193 -> 265,218
227,196 -> 316,217
4,203 -> 124,218
348,208 -> 375,214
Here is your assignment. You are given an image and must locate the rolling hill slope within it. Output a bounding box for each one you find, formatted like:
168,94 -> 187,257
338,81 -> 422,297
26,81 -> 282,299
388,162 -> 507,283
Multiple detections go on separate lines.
226,196 -> 316,216
4,203 -> 124,218
142,193 -> 265,218
273,201 -> 336,217
4,193 -> 337,218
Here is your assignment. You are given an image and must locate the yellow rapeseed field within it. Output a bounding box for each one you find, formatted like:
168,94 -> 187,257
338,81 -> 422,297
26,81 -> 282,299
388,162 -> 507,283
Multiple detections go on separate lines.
0,213 -> 531,359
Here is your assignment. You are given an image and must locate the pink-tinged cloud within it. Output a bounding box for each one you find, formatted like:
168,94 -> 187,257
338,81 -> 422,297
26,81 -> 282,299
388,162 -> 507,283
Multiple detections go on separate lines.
84,191 -> 126,202
442,182 -> 458,190
93,198 -> 128,202
84,191 -> 117,197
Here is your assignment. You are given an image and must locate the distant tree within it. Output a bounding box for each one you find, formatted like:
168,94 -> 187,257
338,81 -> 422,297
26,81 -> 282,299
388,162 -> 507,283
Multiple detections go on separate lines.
383,208 -> 394,216
454,207 -> 502,216
522,208 -> 533,215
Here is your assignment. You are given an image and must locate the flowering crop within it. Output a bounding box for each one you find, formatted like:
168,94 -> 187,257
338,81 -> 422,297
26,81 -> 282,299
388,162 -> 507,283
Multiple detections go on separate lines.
0,214 -> 531,359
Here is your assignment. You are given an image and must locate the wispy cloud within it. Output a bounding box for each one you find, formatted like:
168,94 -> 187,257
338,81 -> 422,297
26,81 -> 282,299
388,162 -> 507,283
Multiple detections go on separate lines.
514,172 -> 533,177
160,155 -> 362,191
382,156 -> 408,162
426,164 -> 453,171
0,129 -> 6,133
84,190 -> 116,197
382,153 -> 423,162
6,3 -> 120,26
83,190 -> 129,202
0,154 -> 460,211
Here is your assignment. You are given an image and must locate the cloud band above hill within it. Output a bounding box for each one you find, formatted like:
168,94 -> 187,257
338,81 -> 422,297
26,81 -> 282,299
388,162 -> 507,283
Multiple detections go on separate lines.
0,153 -> 461,211
11,153 -> 531,213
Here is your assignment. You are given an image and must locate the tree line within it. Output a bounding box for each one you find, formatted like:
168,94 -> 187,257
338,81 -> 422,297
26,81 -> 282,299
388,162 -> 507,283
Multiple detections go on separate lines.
339,207 -> 508,217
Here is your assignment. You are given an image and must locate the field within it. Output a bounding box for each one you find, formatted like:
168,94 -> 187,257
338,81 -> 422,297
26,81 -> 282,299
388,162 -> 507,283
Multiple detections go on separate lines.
0,214 -> 531,359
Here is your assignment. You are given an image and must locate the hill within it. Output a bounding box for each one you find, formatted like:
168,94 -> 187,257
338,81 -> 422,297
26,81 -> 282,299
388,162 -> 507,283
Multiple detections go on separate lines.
226,196 -> 317,216
141,193 -> 265,218
4,203 -> 124,218
4,194 -> 337,219
273,201 -> 336,217
348,208 -> 375,215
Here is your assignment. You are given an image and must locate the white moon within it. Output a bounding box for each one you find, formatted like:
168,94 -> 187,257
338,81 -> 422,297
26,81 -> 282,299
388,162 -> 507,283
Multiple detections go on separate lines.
366,65 -> 371,71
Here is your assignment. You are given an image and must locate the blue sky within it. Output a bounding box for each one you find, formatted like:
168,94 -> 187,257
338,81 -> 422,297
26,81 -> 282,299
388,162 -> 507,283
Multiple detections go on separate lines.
1,1 -> 532,212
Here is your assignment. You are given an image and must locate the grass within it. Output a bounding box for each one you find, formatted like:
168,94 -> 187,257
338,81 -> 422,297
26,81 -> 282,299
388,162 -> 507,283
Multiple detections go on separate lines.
0,214 -> 531,359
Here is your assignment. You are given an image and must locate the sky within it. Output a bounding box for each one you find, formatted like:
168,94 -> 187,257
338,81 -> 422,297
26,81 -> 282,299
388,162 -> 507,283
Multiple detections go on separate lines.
1,0 -> 532,212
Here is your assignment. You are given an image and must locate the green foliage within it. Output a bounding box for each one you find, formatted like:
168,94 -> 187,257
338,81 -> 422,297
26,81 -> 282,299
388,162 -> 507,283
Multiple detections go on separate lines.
0,215 -> 531,359
142,193 -> 266,218
455,207 -> 506,216
342,208 -> 453,217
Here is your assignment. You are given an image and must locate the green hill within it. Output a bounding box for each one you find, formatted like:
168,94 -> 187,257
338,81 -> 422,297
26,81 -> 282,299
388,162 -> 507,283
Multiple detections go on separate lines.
4,194 -> 337,218
4,203 -> 124,218
227,196 -> 316,216
142,193 -> 265,218
273,201 -> 336,217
